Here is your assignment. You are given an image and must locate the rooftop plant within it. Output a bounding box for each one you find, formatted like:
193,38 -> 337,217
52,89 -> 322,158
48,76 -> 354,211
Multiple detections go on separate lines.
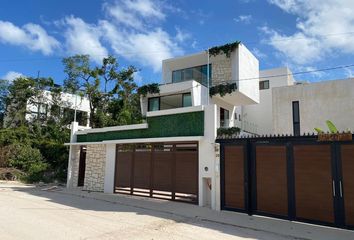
137,83 -> 160,97
217,127 -> 241,137
209,41 -> 241,58
209,82 -> 237,97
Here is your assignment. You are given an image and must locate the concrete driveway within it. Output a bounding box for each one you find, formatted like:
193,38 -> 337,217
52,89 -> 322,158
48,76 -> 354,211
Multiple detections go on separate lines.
0,181 -> 353,240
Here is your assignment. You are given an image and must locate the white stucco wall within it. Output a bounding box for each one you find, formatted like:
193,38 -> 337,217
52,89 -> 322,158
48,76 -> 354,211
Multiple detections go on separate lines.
242,67 -> 294,135
233,44 -> 260,105
273,78 -> 354,135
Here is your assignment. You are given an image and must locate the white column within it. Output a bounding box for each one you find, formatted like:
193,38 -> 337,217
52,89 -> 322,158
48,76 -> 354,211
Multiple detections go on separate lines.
198,104 -> 218,209
104,143 -> 116,194
67,122 -> 79,188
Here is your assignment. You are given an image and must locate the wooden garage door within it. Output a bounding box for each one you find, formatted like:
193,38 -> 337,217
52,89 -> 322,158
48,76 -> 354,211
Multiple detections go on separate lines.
255,145 -> 288,216
294,144 -> 334,223
115,142 -> 198,203
341,144 -> 354,227
224,145 -> 245,210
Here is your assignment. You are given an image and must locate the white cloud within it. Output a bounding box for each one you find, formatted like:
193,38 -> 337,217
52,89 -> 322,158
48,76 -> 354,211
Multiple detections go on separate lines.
264,0 -> 354,65
133,71 -> 143,84
63,16 -> 108,63
175,27 -> 191,43
234,15 -> 253,24
101,21 -> 183,72
98,1 -> 184,72
124,0 -> 165,19
105,0 -> 164,30
1,71 -> 24,82
251,48 -> 267,59
0,21 -> 59,55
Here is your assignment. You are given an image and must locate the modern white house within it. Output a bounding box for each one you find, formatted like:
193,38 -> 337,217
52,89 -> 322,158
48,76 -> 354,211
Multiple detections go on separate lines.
65,41 -> 354,213
66,43 -> 260,210
5,89 -> 91,128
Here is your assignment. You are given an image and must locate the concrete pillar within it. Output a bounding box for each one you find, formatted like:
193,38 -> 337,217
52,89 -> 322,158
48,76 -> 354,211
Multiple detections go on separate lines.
67,122 -> 79,188
104,143 -> 116,194
198,104 -> 218,209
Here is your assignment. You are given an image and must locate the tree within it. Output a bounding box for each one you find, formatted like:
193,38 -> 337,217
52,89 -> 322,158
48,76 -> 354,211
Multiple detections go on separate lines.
62,54 -> 141,128
0,79 -> 9,128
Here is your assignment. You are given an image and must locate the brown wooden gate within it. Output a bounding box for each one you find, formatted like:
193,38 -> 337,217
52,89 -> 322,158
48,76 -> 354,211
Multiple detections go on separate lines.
114,142 -> 198,203
219,136 -> 354,230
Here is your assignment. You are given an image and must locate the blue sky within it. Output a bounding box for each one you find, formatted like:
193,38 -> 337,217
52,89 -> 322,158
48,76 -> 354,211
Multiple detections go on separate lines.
1,0 -> 354,85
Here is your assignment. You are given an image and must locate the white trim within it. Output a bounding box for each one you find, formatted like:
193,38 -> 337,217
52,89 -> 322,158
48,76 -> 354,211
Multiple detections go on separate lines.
146,105 -> 204,117
64,136 -> 203,146
75,123 -> 148,135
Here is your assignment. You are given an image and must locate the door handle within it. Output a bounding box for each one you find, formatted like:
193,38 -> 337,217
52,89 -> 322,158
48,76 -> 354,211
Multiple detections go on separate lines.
339,180 -> 343,198
332,180 -> 336,197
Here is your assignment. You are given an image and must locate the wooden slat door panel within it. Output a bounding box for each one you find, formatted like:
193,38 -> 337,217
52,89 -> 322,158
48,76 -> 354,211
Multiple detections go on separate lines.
256,145 -> 288,216
294,145 -> 335,223
341,145 -> 354,227
116,152 -> 133,187
133,152 -> 151,189
224,145 -> 245,210
175,152 -> 198,194
153,152 -> 173,192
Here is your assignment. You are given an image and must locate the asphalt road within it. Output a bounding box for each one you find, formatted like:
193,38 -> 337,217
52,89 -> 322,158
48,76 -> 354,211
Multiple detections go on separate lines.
0,182 -> 303,240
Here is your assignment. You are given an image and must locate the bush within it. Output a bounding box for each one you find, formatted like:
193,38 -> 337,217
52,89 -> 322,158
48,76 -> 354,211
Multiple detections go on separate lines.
7,144 -> 48,183
35,141 -> 69,182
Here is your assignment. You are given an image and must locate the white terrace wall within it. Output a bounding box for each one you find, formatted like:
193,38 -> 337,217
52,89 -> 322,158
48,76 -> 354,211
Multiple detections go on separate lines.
83,144 -> 106,192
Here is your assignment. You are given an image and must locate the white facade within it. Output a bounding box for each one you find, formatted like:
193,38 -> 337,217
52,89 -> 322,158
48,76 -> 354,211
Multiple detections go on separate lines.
241,67 -> 294,134
25,90 -> 90,127
273,78 -> 354,135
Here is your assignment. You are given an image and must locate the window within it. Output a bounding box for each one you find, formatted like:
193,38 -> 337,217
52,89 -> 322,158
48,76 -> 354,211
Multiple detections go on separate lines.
292,101 -> 300,136
259,80 -> 270,90
220,108 -> 230,128
148,93 -> 192,112
182,93 -> 192,107
172,64 -> 212,86
148,97 -> 160,111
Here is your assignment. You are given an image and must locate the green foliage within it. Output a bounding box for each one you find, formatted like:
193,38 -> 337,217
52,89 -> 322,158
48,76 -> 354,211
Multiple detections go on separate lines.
62,54 -> 139,128
77,111 -> 205,142
209,82 -> 237,97
209,41 -> 241,58
6,144 -> 48,182
326,120 -> 338,134
217,127 -> 241,137
137,83 -> 160,97
314,127 -> 324,134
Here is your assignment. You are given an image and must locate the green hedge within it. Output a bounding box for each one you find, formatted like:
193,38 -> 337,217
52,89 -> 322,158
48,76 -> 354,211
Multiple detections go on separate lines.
77,111 -> 204,142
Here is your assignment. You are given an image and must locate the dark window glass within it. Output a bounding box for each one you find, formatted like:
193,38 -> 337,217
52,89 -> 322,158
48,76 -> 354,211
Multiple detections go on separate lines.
172,64 -> 212,86
182,93 -> 192,107
148,97 -> 160,111
259,80 -> 270,90
172,70 -> 182,83
220,108 -> 230,128
292,101 -> 300,136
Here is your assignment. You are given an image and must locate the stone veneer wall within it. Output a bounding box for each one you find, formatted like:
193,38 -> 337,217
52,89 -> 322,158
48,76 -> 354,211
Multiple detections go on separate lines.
83,144 -> 106,192
211,54 -> 232,85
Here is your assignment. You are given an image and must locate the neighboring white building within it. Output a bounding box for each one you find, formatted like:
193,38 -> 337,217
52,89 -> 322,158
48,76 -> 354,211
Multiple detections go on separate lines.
272,78 -> 354,135
5,89 -> 91,127
241,67 -> 295,135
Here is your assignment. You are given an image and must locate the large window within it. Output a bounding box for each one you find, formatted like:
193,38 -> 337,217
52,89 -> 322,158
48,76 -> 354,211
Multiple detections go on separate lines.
172,64 -> 212,86
148,93 -> 192,112
259,80 -> 270,90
